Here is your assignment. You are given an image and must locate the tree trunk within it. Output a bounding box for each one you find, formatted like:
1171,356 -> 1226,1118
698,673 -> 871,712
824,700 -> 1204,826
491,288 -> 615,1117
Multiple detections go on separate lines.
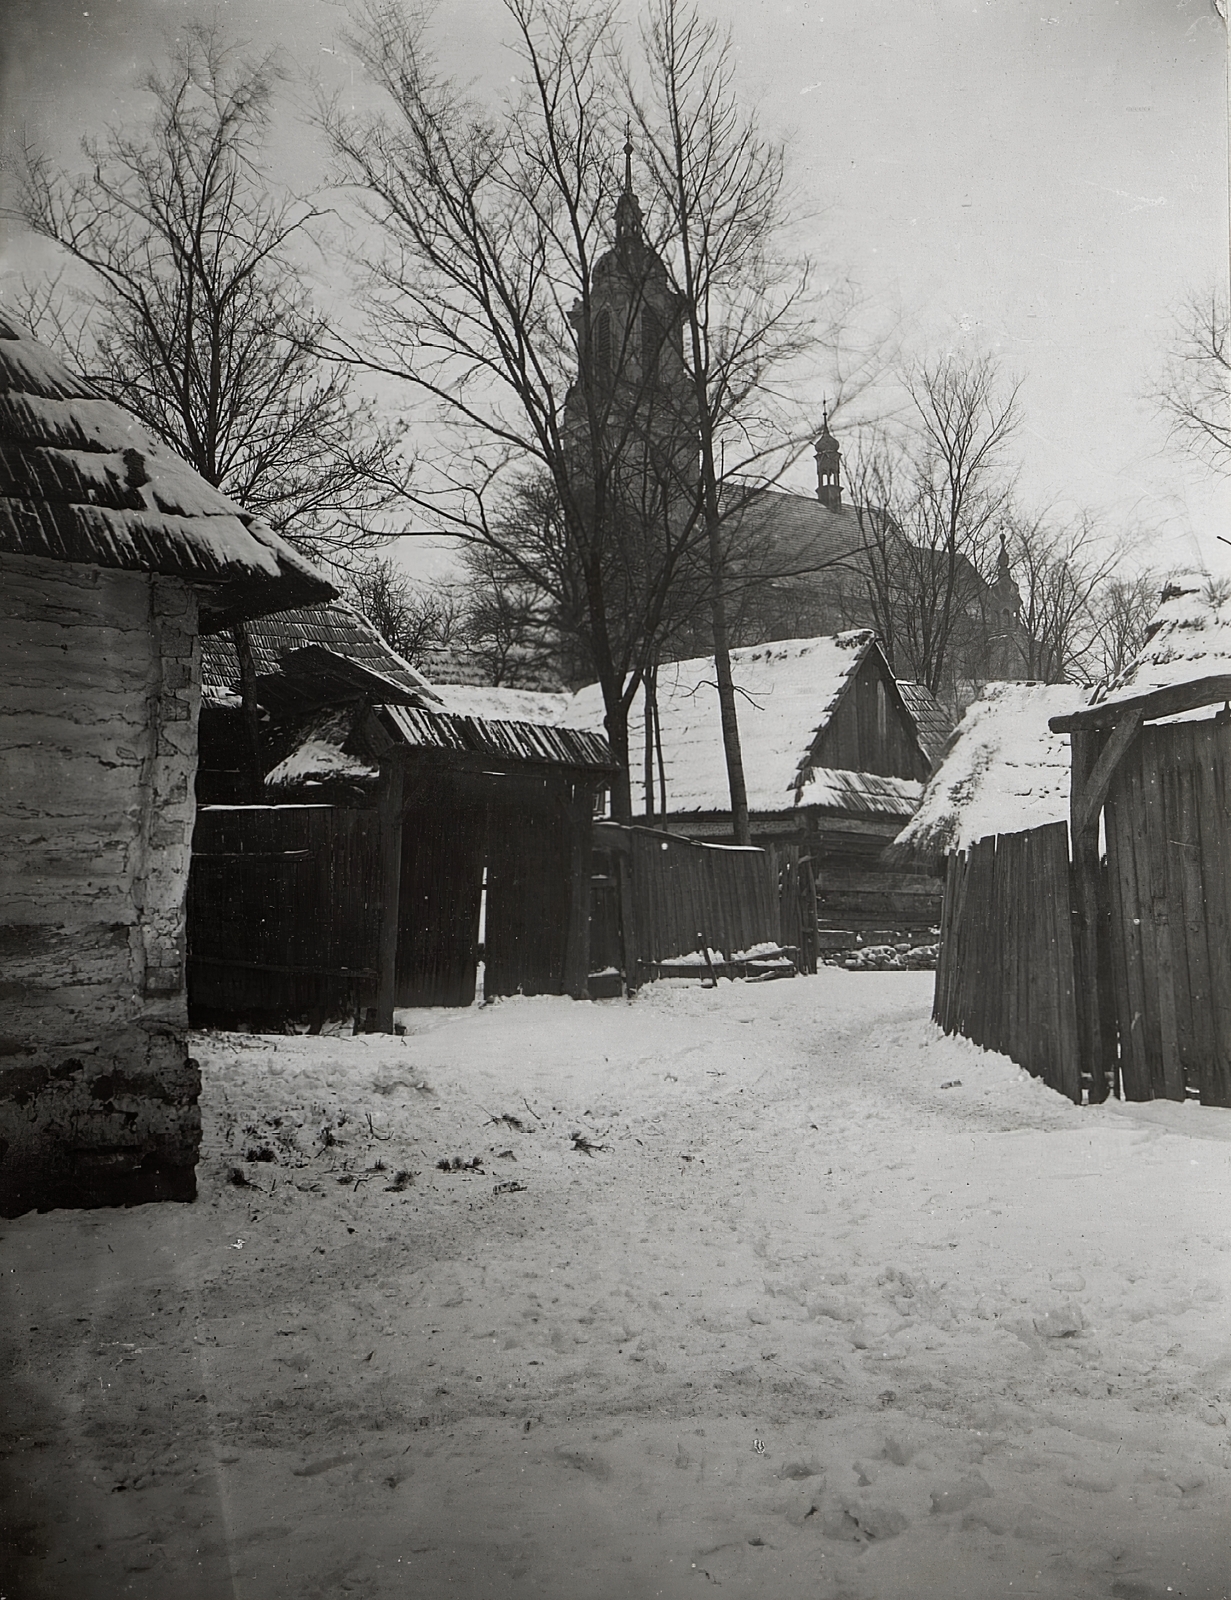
707,531 -> 750,845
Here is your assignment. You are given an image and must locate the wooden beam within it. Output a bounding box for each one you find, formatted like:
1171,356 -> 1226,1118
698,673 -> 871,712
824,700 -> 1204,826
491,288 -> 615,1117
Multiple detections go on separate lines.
1071,710 -> 1143,834
1050,674 -> 1231,733
561,783 -> 593,1001
1069,729 -> 1118,1102
374,754 -> 406,1033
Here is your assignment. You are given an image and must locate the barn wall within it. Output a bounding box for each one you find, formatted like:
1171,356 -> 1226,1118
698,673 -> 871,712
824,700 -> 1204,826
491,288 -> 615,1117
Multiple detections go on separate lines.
813,653 -> 929,781
0,553 -> 202,1215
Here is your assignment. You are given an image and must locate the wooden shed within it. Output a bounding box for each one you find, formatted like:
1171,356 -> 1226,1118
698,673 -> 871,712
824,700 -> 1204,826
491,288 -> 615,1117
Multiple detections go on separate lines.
190,604 -> 614,1025
1050,577 -> 1231,1106
0,315 -> 333,1215
571,631 -> 941,933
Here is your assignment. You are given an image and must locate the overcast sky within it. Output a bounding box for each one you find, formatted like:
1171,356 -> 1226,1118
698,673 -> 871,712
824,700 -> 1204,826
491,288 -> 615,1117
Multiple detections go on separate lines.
2,0 -> 1228,581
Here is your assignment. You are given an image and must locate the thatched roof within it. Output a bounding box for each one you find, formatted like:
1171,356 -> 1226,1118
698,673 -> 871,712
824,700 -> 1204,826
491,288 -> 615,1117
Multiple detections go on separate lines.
892,681 -> 1087,861
0,314 -> 333,629
1059,576 -> 1231,728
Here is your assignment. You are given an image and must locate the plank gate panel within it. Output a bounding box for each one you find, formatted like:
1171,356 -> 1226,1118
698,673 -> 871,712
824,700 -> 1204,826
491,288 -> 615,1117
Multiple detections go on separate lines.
188,805 -> 382,1023
933,823 -> 1081,1102
1104,719 -> 1231,1105
626,830 -> 781,970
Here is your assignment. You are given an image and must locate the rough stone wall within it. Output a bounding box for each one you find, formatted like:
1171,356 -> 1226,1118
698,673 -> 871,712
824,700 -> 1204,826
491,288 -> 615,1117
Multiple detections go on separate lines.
0,553 -> 202,1215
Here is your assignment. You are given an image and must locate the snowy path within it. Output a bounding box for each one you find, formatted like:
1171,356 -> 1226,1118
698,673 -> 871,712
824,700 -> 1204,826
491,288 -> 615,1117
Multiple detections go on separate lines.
2,972 -> 1230,1598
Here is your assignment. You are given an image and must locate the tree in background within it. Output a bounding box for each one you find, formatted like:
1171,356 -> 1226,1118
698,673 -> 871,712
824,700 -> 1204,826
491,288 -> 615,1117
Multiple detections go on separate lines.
344,557 -> 460,666
1153,291 -> 1231,471
16,23 -> 399,570
326,0 -> 858,822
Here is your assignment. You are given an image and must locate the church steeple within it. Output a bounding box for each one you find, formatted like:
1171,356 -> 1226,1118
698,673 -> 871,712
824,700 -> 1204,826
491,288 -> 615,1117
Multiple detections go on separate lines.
815,407 -> 842,511
614,123 -> 643,246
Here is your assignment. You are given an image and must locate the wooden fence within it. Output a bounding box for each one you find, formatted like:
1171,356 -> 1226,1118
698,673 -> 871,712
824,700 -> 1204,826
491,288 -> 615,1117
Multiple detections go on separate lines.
594,823 -> 781,982
1103,717 -> 1231,1105
933,821 -> 1081,1102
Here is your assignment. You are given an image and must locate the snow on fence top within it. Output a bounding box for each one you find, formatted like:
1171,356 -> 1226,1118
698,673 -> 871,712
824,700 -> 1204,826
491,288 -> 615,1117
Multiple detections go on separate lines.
0,314 -> 333,628
569,631 -> 898,815
893,681 -> 1088,858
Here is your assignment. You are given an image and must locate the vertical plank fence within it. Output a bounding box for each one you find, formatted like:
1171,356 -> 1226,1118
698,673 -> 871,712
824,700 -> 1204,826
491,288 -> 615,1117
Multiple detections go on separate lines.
1103,717 -> 1231,1105
933,822 -> 1081,1102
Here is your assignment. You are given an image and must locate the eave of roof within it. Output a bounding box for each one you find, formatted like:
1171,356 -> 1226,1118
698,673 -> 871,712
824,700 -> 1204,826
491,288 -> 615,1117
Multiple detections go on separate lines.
380,704 -> 616,773
0,315 -> 334,627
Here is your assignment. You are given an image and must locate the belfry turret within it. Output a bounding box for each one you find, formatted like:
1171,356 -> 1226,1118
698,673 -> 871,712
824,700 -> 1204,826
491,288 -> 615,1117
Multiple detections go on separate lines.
814,409 -> 842,512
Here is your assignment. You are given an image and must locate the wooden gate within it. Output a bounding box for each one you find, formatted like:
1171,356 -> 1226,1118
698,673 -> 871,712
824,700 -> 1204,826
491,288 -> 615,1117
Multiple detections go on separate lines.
1103,718 -> 1231,1105
188,805 -> 381,1024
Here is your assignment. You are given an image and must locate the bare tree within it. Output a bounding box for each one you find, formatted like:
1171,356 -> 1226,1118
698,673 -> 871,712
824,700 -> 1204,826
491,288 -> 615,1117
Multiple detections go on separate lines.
815,354 -> 1019,703
631,0 -> 844,841
344,557 -> 460,666
1153,290 -> 1231,469
1000,509 -> 1129,685
1085,568 -> 1163,682
15,23 -> 399,569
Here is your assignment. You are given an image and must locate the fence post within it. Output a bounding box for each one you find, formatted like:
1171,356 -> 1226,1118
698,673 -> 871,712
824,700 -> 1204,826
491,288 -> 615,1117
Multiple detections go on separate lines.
1069,729 -> 1114,1101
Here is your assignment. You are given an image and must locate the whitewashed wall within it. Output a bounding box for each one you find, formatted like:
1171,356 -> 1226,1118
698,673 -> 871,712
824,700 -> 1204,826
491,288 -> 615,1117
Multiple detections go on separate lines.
0,552 -> 202,1213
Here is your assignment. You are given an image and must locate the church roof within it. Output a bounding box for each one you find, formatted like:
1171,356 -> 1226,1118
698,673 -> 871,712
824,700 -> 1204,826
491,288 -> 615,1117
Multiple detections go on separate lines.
722,484 -> 868,582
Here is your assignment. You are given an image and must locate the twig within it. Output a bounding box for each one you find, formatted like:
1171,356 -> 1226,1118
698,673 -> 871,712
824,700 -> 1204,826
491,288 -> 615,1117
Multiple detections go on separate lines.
522,1096 -> 545,1125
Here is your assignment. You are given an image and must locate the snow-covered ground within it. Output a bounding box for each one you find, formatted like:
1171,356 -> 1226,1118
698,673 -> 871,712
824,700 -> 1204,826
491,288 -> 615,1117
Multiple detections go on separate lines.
2,972 -> 1230,1599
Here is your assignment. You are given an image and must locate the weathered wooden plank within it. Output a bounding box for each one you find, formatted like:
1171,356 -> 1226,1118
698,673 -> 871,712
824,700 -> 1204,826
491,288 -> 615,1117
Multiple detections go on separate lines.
1194,720 -> 1231,1105
375,758 -> 406,1032
1072,710 -> 1143,833
1050,674 -> 1231,732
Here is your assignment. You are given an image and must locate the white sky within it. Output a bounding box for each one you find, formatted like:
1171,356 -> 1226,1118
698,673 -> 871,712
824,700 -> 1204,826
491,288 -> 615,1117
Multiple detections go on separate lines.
2,0 -> 1229,582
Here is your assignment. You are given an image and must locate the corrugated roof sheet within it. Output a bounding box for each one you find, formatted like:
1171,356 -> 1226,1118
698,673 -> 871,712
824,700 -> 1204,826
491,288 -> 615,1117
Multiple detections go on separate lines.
201,599 -> 440,708
382,704 -> 615,772
0,314 -> 333,628
893,681 -> 1086,858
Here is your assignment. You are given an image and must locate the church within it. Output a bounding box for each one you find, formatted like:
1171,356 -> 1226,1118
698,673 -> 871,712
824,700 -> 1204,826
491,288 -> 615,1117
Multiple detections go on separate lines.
554,141 -> 1036,716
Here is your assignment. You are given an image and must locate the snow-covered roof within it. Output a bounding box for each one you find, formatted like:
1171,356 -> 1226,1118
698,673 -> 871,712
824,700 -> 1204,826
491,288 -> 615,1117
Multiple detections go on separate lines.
0,313 -> 333,629
265,739 -> 379,790
1086,575 -> 1231,717
893,681 -> 1087,858
435,684 -> 580,726
571,631 -> 915,817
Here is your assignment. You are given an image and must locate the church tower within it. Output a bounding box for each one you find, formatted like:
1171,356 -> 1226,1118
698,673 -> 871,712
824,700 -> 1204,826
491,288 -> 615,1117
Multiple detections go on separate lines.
814,410 -> 842,512
566,135 -> 695,488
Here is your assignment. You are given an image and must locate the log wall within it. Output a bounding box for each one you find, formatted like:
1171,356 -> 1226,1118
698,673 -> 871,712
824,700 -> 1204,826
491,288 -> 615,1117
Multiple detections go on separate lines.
0,553 -> 202,1215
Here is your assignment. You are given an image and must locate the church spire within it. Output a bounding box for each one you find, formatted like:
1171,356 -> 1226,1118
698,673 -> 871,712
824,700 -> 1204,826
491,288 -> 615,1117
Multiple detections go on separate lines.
614,122 -> 643,245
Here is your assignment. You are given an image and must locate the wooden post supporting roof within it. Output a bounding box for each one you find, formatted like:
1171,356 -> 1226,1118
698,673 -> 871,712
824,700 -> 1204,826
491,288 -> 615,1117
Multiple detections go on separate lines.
1068,729 -> 1118,1102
